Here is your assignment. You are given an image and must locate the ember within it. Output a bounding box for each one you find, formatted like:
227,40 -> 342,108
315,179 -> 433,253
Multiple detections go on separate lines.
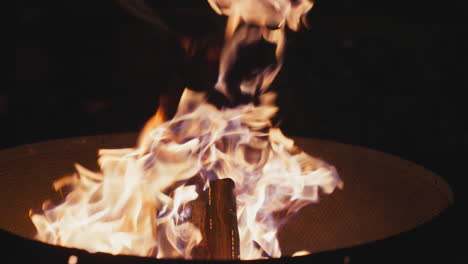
29,0 -> 342,260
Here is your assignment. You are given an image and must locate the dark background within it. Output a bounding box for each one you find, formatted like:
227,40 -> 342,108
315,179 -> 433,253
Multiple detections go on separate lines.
11,0 -> 466,262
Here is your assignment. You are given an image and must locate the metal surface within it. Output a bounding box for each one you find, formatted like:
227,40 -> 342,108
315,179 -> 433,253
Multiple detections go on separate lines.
0,133 -> 453,256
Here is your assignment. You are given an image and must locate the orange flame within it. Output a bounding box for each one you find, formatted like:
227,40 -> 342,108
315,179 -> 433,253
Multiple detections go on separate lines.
138,95 -> 168,153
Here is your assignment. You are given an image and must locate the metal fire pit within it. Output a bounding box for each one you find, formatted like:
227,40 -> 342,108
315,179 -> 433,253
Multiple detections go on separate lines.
0,133 -> 453,263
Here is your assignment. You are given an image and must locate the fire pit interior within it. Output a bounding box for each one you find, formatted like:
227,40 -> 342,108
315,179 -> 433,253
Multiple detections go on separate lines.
0,133 -> 453,259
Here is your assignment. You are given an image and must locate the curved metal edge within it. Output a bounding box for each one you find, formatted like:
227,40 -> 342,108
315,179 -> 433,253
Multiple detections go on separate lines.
1,205 -> 457,263
293,136 -> 455,205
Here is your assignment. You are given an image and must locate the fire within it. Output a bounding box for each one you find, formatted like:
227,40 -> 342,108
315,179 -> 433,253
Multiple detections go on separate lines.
29,0 -> 342,260
208,0 -> 314,97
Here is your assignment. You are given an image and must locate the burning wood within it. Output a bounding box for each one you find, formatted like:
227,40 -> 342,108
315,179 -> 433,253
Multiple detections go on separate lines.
190,179 -> 240,260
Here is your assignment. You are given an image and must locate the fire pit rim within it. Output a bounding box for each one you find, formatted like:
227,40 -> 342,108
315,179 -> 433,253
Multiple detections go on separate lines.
0,133 -> 454,260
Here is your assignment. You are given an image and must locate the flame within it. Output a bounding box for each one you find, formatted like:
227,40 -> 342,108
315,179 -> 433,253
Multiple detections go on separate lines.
138,95 -> 168,153
30,0 -> 343,260
67,255 -> 78,264
30,89 -> 341,259
292,250 -> 311,257
208,0 -> 314,97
